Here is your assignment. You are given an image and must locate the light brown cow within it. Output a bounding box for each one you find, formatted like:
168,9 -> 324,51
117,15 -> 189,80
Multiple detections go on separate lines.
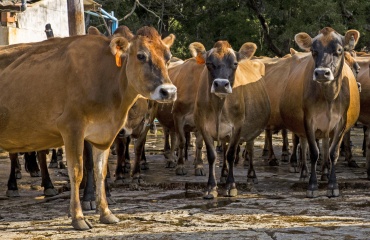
0,26 -> 177,230
280,27 -> 360,198
192,41 -> 270,199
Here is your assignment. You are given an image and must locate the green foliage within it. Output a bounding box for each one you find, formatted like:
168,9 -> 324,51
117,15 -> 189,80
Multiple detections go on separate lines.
93,0 -> 370,57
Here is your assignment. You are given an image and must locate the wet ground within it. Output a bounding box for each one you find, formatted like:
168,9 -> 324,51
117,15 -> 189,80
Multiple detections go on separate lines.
0,127 -> 370,239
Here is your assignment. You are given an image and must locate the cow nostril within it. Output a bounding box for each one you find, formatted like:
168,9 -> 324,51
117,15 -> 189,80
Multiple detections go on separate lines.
314,71 -> 319,77
224,82 -> 230,87
214,82 -> 219,88
160,88 -> 169,98
324,71 -> 330,76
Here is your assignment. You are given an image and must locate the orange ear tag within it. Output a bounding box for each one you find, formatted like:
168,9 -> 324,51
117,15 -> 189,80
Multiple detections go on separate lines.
115,46 -> 122,67
196,53 -> 205,64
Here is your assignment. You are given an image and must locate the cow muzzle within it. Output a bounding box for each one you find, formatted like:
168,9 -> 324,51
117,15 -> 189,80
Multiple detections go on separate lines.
150,84 -> 177,103
313,67 -> 334,82
211,78 -> 232,98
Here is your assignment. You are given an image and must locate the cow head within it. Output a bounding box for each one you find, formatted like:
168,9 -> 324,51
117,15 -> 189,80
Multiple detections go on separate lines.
189,41 -> 257,98
110,26 -> 177,103
295,27 -> 360,83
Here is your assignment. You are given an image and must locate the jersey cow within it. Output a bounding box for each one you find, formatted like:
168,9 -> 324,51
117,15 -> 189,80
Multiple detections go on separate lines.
280,27 -> 360,198
0,26 -> 177,230
192,41 -> 270,199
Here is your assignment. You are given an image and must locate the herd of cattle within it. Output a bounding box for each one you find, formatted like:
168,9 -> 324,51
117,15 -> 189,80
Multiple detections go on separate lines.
0,24 -> 369,231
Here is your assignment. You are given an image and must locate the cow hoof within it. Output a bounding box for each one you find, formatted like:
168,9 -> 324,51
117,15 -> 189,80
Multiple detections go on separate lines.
327,188 -> 340,198
268,159 -> 279,166
30,171 -> 41,177
306,189 -> 319,198
59,162 -> 66,169
132,176 -> 145,185
44,188 -> 58,197
223,188 -> 238,197
140,162 -> 149,170
194,167 -> 206,176
203,188 -> 218,199
100,213 -> 119,224
107,197 -> 116,205
175,166 -> 188,175
82,200 -> 96,211
348,160 -> 360,168
6,190 -> 20,197
16,172 -> 22,179
48,162 -> 59,168
247,177 -> 258,184
72,218 -> 93,230
166,160 -> 176,168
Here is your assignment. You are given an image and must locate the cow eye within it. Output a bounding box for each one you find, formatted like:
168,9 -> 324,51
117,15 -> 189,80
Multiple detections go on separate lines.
337,48 -> 342,54
137,53 -> 146,62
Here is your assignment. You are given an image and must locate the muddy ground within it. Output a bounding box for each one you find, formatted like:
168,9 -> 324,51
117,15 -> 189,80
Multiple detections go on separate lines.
1,127 -> 370,239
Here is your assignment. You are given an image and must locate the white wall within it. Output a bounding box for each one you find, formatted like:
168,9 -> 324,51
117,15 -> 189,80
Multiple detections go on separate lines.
0,0 -> 69,45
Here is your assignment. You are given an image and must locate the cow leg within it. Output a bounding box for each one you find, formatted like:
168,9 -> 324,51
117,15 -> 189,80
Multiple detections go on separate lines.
266,128 -> 279,166
223,131 -> 242,197
234,144 -> 240,165
62,134 -> 92,230
49,149 -> 59,168
246,140 -> 258,184
305,120 -> 320,198
114,136 -> 126,183
123,136 -> 131,173
185,131 -> 190,161
289,133 -> 300,173
203,134 -> 218,199
194,131 -> 205,176
320,138 -> 330,181
342,130 -> 359,168
37,150 -> 58,197
92,146 -> 119,225
327,128 -> 345,198
7,153 -> 20,197
132,123 -> 151,183
25,152 -> 41,177
82,141 -> 96,211
262,129 -> 269,157
163,126 -> 171,159
365,126 -> 370,180
299,137 -> 309,181
165,130 -> 177,168
57,148 -> 66,169
363,126 -> 367,157
220,141 -> 229,184
281,129 -> 290,162
175,117 -> 188,175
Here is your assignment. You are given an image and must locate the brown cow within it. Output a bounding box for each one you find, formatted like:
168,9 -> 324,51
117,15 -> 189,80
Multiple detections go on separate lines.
192,41 -> 270,199
280,27 -> 360,198
0,26 -> 177,230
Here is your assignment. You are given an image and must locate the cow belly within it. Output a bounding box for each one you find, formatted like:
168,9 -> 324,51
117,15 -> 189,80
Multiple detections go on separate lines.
313,112 -> 341,138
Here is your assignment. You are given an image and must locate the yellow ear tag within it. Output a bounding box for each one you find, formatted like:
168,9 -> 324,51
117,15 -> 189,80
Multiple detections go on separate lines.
115,46 -> 122,67
196,53 -> 205,64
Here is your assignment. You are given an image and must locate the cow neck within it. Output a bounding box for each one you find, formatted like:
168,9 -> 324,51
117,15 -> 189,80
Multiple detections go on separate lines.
213,95 -> 226,144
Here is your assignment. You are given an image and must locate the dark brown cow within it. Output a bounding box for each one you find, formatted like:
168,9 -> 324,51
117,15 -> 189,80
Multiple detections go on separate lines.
0,26 -> 176,230
192,41 -> 270,199
280,27 -> 360,198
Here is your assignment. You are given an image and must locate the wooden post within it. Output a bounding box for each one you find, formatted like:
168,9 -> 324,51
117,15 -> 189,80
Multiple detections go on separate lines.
67,0 -> 85,36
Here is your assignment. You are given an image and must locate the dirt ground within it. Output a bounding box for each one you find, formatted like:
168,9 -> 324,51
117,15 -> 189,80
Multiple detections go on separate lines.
1,127 -> 370,240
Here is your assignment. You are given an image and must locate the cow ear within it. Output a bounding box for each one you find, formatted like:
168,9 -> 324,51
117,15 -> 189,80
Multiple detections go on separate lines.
110,37 -> 130,67
344,30 -> 360,48
295,33 -> 312,51
189,42 -> 206,64
87,26 -> 101,35
163,34 -> 175,48
238,42 -> 257,61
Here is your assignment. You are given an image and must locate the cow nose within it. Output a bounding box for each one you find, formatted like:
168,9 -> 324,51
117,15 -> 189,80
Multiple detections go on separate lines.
313,68 -> 334,81
151,84 -> 177,102
211,78 -> 232,96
